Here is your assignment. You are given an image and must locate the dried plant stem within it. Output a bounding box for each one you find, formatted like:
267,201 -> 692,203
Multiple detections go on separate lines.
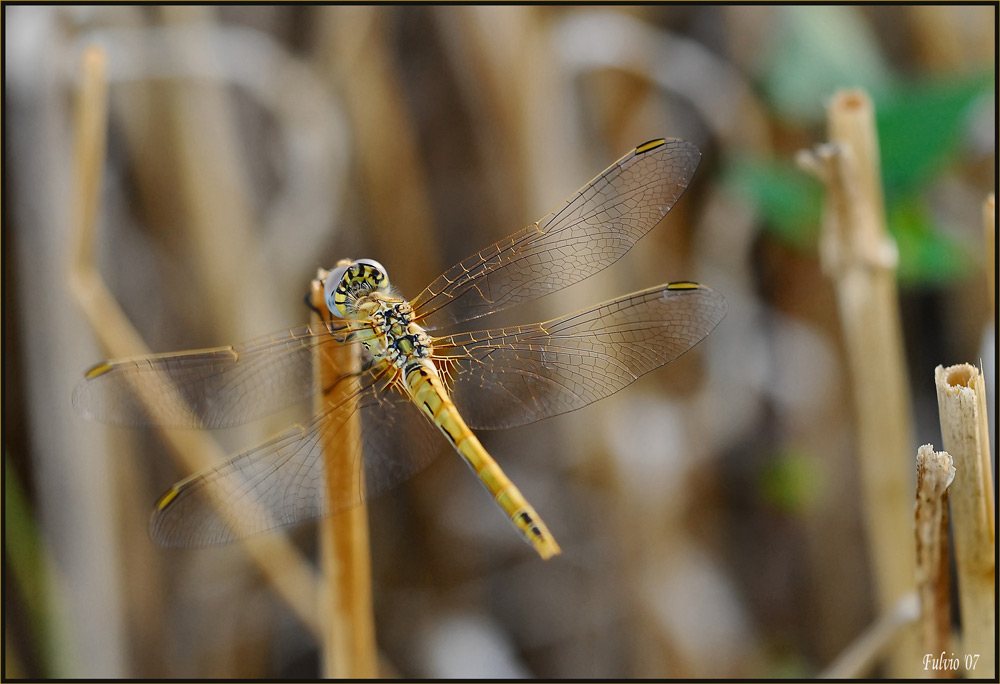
934,364 -> 995,675
798,89 -> 919,676
69,47 -> 109,274
819,593 -> 920,679
985,194 -> 995,315
316,6 -> 442,288
311,275 -> 377,678
157,5 -> 260,334
67,45 -> 321,637
914,445 -> 955,670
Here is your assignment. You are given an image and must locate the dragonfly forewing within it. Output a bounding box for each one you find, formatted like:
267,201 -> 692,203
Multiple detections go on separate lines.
72,321 -> 362,429
410,139 -> 700,329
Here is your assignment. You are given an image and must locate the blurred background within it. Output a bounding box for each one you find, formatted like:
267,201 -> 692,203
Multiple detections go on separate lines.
4,4 -> 994,678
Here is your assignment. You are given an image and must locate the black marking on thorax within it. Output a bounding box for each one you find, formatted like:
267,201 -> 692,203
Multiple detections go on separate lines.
367,300 -> 432,369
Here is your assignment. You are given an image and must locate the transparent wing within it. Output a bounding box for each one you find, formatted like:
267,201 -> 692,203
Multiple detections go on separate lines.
410,139 -> 700,329
72,321 -> 362,429
149,366 -> 445,547
74,140 -> 698,429
433,283 -> 726,430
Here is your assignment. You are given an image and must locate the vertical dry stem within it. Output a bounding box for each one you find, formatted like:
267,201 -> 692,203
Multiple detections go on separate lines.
69,47 -> 109,275
985,194 -> 995,315
311,274 -> 377,678
157,5 -> 260,336
934,364 -> 995,675
914,445 -> 955,673
799,89 -> 919,676
68,46 -> 321,639
315,7 -> 442,288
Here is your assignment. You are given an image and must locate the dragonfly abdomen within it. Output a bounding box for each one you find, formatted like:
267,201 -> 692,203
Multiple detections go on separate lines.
403,360 -> 561,560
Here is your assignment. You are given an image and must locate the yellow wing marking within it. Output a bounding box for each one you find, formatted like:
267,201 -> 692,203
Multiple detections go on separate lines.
84,362 -> 113,379
156,487 -> 182,510
635,138 -> 667,154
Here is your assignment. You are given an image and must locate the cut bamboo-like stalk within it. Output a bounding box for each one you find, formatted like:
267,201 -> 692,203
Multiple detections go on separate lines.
67,45 -> 321,637
934,364 -> 995,675
914,445 -> 955,671
311,272 -> 377,679
797,89 -> 919,676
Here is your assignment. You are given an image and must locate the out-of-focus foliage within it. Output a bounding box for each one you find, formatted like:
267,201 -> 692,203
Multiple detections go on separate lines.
4,457 -> 56,678
759,5 -> 894,123
877,71 -> 993,196
730,8 -> 992,285
889,200 -> 971,284
758,449 -> 822,515
723,158 -> 823,250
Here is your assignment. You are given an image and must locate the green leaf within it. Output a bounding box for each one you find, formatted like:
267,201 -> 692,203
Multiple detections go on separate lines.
723,156 -> 823,249
876,71 -> 994,197
5,456 -> 55,676
759,449 -> 820,514
760,5 -> 893,123
723,158 -> 973,287
888,199 -> 971,285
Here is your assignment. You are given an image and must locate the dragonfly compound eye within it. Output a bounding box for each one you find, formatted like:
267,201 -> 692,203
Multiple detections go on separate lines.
354,259 -> 390,292
323,263 -> 351,318
323,259 -> 391,318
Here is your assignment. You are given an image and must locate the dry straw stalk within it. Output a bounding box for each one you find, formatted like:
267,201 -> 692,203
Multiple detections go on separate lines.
68,45 -> 321,636
934,364 -> 995,675
914,445 -> 955,667
798,89 -> 919,676
311,275 -> 378,678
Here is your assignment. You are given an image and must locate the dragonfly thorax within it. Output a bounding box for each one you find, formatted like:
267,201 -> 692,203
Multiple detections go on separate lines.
363,299 -> 432,368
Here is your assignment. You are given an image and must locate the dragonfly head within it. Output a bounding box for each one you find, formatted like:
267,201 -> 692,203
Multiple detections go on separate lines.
324,258 -> 391,318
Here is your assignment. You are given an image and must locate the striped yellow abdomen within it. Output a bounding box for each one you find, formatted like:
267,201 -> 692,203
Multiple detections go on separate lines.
403,361 -> 561,560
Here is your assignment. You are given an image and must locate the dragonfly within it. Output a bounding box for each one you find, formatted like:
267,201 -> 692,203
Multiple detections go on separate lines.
73,138 -> 727,560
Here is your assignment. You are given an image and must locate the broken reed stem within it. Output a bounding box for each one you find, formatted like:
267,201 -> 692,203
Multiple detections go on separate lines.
67,45 -> 321,637
934,364 -> 995,675
985,194 -> 995,315
311,273 -> 377,679
798,88 -> 919,676
914,445 -> 955,671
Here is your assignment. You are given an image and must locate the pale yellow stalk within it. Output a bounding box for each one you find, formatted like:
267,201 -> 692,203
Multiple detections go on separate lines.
934,364 -> 995,675
311,274 -> 378,678
68,45 -> 321,637
797,89 -> 919,676
914,445 -> 955,673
